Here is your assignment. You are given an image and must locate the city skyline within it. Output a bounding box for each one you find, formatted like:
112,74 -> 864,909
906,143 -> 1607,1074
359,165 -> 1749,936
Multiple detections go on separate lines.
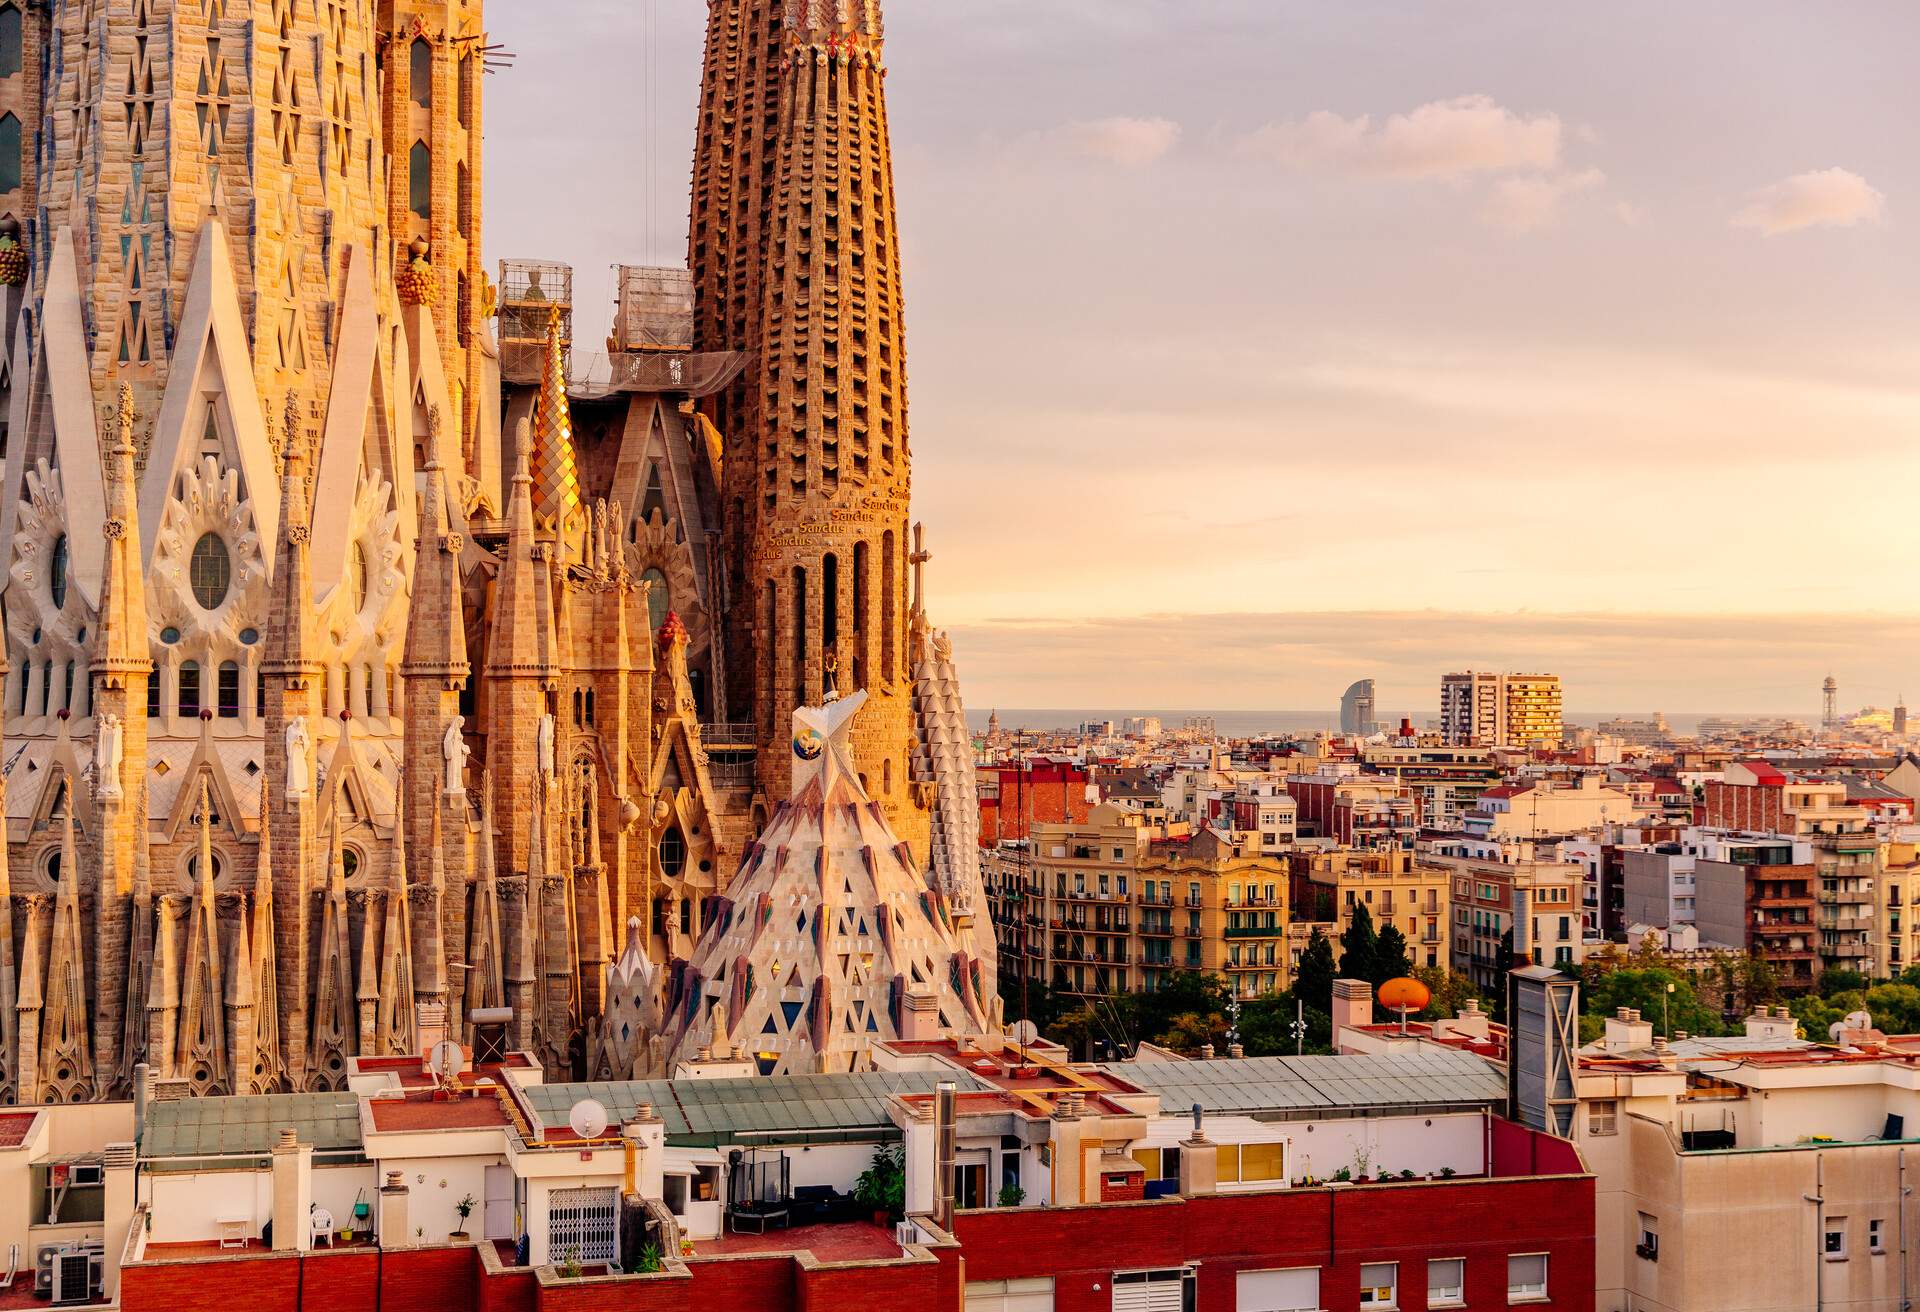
487,2 -> 1920,712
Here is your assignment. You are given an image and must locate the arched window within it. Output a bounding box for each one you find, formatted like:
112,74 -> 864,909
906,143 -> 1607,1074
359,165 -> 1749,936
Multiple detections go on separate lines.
640,567 -> 669,633
48,535 -> 68,609
408,140 -> 430,220
0,111 -> 18,194
186,853 -> 221,884
190,533 -> 231,609
254,669 -> 265,718
791,566 -> 807,704
659,827 -> 686,878
408,38 -> 432,108
217,661 -> 240,717
0,5 -> 21,79
60,661 -> 73,713
349,541 -> 369,613
583,689 -> 595,726
572,687 -> 583,728
342,848 -> 360,881
178,661 -> 201,717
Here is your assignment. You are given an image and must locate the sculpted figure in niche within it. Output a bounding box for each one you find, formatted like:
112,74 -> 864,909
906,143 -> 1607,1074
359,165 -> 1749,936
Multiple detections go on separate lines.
286,717 -> 314,797
94,713 -> 124,798
536,713 -> 555,778
443,717 -> 472,796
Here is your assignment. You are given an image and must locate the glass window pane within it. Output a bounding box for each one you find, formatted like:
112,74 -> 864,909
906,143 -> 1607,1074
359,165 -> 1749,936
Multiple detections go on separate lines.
0,7 -> 21,79
1239,1142 -> 1284,1182
409,38 -> 431,107
409,140 -> 431,220
190,533 -> 231,609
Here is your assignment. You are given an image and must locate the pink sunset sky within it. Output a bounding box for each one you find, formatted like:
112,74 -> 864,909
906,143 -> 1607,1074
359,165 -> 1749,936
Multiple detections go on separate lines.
487,2 -> 1920,717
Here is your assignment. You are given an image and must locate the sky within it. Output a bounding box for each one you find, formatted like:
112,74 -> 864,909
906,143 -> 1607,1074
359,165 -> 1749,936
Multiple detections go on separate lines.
484,2 -> 1920,718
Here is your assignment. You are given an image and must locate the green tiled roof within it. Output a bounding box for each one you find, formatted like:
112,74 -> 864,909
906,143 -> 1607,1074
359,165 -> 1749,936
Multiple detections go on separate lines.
529,1070 -> 992,1147
1102,1049 -> 1505,1117
142,1091 -> 363,1159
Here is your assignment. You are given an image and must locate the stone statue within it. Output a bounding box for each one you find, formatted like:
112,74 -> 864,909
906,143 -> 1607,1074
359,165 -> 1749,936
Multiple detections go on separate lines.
94,713 -> 124,798
286,717 -> 313,798
536,713 -> 555,778
442,716 -> 471,796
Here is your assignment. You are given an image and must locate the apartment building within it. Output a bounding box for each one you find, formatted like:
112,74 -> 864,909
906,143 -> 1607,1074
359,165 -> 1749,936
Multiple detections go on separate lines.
1576,1009 -> 1920,1312
1285,772 -> 1419,848
1689,831 -> 1819,990
978,759 -> 1097,843
1466,775 -> 1637,841
1286,848 -> 1452,971
1205,780 -> 1299,854
1427,846 -> 1585,988
989,807 -> 1292,1001
1360,739 -> 1502,827
1441,670 -> 1565,749
1703,764 -> 1877,973
1880,837 -> 1920,979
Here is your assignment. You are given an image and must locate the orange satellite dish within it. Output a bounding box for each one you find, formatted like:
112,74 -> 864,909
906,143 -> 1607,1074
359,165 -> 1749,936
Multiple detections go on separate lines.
1377,977 -> 1431,1033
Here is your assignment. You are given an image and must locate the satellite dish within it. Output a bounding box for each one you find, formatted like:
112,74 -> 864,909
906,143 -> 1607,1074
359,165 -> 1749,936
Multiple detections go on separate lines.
428,1040 -> 464,1081
569,1098 -> 610,1141
1009,1020 -> 1040,1046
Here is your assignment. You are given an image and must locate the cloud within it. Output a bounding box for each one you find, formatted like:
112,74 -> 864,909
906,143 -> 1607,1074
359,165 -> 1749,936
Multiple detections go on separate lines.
1612,200 -> 1646,227
1480,168 -> 1605,232
1044,116 -> 1182,168
1732,168 -> 1886,236
1240,94 -> 1562,179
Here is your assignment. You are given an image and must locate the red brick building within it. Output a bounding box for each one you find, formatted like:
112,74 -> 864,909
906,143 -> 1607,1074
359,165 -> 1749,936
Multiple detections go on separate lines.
980,761 -> 1095,844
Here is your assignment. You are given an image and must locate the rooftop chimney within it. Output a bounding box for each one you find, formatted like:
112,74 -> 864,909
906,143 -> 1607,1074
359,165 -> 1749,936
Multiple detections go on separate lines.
1331,978 -> 1374,1047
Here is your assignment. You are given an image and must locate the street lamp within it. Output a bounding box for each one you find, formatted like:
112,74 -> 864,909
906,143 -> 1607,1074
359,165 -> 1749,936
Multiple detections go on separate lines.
1662,980 -> 1676,1037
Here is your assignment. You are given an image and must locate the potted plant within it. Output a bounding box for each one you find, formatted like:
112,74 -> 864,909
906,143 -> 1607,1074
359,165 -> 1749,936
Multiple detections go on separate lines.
558,1245 -> 583,1279
636,1241 -> 664,1274
452,1193 -> 476,1240
1398,1169 -> 1415,1181
854,1144 -> 906,1225
1440,1166 -> 1456,1178
997,1183 -> 1026,1208
1332,1167 -> 1351,1183
680,1237 -> 696,1259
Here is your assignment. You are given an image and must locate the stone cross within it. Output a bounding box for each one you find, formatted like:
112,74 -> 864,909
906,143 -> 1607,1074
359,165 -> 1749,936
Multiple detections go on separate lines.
909,521 -> 930,616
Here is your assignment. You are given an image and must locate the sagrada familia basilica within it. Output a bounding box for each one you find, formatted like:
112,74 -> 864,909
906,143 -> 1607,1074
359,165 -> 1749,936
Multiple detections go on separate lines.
0,0 -> 992,1103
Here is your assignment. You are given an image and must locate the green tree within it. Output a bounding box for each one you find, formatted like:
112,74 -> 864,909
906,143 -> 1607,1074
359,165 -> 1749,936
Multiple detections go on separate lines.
1820,968 -> 1870,998
1339,902 -> 1378,983
1372,924 -> 1413,986
1414,967 -> 1488,1022
1239,990 -> 1331,1056
1294,928 -> 1336,1015
1796,983 -> 1920,1036
1585,967 -> 1726,1038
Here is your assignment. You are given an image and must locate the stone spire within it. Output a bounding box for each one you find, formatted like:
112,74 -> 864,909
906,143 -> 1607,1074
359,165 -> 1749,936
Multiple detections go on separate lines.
262,402 -> 323,1087
122,778 -> 155,1080
225,878 -> 256,1100
414,790 -> 450,1015
308,814 -> 356,1089
90,383 -> 152,1093
37,807 -> 94,1102
0,664 -> 14,1101
465,772 -> 507,1026
529,304 -> 581,531
176,781 -> 229,1095
375,795 -> 417,1056
246,779 -> 285,1093
484,420 -> 555,882
401,442 -> 469,984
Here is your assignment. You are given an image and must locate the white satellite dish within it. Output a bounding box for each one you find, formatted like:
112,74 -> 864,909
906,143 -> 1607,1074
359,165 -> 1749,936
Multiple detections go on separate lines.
1009,1020 -> 1040,1047
428,1039 -> 464,1081
569,1098 -> 610,1141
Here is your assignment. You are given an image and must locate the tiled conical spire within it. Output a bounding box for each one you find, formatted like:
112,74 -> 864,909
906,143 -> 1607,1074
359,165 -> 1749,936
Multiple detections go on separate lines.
529,304 -> 580,528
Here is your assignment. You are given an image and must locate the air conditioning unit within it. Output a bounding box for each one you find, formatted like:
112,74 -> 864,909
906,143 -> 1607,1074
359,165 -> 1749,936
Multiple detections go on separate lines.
36,1241 -> 104,1305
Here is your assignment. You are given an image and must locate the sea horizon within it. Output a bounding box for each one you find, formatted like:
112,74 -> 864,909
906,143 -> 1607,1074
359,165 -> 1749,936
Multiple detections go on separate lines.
965,708 -> 1816,737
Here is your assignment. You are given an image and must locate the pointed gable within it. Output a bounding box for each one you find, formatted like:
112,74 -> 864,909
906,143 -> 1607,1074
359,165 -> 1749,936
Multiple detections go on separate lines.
143,219 -> 279,572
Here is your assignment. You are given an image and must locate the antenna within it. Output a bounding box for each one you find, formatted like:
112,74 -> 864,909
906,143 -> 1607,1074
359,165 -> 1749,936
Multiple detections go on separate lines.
568,1098 -> 610,1141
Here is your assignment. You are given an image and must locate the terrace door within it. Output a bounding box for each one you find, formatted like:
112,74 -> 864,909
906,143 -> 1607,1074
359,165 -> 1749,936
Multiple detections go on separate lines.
484,1165 -> 515,1241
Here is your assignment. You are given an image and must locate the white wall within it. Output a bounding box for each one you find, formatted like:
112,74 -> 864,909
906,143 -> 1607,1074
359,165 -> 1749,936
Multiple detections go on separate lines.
376,1156 -> 496,1242
787,1142 -> 882,1192
143,1163 -> 374,1244
1135,1112 -> 1484,1185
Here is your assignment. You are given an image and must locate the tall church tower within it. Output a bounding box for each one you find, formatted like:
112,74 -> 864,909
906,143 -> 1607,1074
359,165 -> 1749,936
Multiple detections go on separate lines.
693,0 -> 928,861
377,0 -> 490,469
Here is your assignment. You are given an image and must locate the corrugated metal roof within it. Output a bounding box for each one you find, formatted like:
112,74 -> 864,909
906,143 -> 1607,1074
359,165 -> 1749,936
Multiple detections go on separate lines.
528,1070 -> 993,1146
1101,1049 -> 1505,1117
143,1091 -> 363,1159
